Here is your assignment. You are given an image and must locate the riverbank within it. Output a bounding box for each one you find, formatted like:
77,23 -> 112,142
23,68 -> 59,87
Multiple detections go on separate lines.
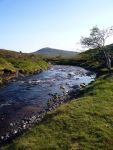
0,86 -> 81,147
0,65 -> 95,147
0,49 -> 50,86
2,74 -> 113,150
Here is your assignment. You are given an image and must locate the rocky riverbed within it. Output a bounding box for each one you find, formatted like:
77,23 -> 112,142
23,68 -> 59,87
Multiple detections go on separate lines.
0,65 -> 96,146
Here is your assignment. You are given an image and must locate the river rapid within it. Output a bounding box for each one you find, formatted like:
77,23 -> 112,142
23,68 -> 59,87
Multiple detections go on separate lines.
0,65 -> 96,145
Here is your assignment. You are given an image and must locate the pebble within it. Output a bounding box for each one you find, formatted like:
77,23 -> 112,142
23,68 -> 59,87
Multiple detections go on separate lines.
10,123 -> 13,126
76,78 -> 79,80
80,83 -> 86,88
13,129 -> 18,134
1,136 -> 4,140
23,125 -> 26,129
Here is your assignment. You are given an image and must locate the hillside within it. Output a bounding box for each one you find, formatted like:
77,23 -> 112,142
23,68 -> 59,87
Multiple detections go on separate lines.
0,49 -> 49,85
33,47 -> 78,57
2,45 -> 113,150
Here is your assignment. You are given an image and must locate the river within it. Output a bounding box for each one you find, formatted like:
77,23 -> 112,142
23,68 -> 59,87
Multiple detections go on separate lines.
0,65 -> 96,145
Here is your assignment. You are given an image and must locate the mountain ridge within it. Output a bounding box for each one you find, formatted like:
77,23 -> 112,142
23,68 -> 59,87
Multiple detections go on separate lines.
33,47 -> 78,57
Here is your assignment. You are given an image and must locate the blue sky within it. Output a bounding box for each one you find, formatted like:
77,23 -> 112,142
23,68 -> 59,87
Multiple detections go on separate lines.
0,0 -> 113,52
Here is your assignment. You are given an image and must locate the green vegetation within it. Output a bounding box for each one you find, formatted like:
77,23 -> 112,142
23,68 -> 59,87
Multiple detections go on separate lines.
2,46 -> 113,150
80,26 -> 113,74
0,57 -> 16,73
13,60 -> 49,74
0,49 -> 49,84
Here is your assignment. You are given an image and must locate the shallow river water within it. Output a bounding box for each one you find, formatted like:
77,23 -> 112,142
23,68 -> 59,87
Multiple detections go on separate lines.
0,65 -> 96,144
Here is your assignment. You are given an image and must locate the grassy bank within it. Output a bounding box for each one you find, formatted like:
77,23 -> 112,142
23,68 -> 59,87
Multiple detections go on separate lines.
0,49 -> 49,85
2,47 -> 113,149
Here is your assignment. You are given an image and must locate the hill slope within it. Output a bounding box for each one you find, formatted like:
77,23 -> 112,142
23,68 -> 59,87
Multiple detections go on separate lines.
33,47 -> 78,57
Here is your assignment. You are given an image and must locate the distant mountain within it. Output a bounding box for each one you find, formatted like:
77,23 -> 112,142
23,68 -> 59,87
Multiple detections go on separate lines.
33,47 -> 78,57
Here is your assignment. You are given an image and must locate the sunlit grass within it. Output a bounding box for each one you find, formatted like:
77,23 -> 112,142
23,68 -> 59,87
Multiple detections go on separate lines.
0,49 -> 49,84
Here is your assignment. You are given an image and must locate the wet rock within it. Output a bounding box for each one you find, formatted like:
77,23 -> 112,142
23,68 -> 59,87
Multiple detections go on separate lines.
30,115 -> 36,123
60,85 -> 68,91
80,83 -> 86,88
86,71 -> 93,76
22,124 -> 26,129
1,136 -> 4,140
71,85 -> 79,89
10,123 -> 14,126
68,72 -> 75,77
5,133 -> 10,139
75,77 -> 79,80
60,85 -> 65,90
65,83 -> 69,86
13,129 -> 18,134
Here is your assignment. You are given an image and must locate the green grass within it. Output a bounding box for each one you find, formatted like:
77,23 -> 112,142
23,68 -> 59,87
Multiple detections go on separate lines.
0,57 -> 16,73
0,49 -> 49,74
0,49 -> 49,84
2,75 -> 113,150
13,60 -> 49,74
